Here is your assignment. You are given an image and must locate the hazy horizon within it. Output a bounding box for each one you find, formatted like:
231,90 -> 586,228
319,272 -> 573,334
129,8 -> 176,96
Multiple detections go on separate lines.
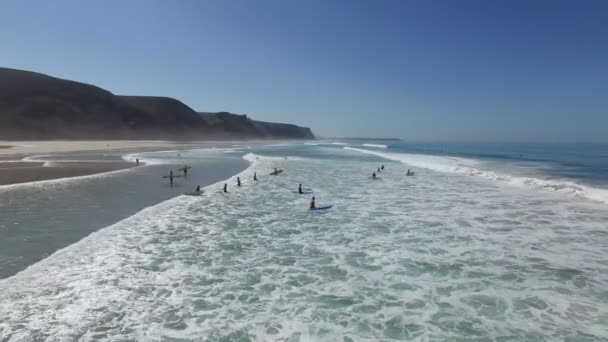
1,0 -> 607,142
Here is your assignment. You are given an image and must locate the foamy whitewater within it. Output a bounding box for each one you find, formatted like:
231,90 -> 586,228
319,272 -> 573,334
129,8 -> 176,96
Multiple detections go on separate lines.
1,144 -> 608,341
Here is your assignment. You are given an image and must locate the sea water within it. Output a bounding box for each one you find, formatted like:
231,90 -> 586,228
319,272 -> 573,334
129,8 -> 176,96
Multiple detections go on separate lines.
1,143 -> 607,341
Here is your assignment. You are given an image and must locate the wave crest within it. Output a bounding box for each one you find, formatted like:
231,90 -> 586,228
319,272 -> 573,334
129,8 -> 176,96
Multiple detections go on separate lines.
345,147 -> 608,205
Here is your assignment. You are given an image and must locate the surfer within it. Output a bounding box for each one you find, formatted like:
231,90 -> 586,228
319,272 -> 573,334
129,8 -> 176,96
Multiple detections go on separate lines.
237,177 -> 241,187
377,167 -> 381,172
310,196 -> 316,209
196,185 -> 200,192
298,184 -> 303,194
223,183 -> 228,193
254,172 -> 257,181
381,165 -> 384,170
372,172 -> 376,179
136,158 -> 139,166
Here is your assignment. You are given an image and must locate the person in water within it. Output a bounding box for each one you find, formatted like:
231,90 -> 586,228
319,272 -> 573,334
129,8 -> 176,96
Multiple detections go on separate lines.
237,177 -> 241,187
298,184 -> 303,194
195,185 -> 200,192
254,172 -> 257,181
377,167 -> 381,172
274,168 -> 278,174
310,196 -> 316,209
223,183 -> 228,193
381,165 -> 384,170
372,172 -> 377,179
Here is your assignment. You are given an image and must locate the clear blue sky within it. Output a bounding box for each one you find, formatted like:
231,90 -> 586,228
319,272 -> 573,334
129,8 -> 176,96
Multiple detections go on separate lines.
1,0 -> 607,142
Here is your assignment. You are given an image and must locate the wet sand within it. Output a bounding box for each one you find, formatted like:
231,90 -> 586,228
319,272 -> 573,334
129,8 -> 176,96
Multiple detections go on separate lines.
0,161 -> 135,185
0,140 -> 178,156
0,141 -> 166,185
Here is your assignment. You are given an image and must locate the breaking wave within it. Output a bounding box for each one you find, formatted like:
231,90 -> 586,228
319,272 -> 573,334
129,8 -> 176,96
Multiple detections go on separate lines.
345,147 -> 608,204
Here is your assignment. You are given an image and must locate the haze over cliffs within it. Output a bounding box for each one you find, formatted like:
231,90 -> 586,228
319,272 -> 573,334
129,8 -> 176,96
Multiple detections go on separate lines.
0,68 -> 314,140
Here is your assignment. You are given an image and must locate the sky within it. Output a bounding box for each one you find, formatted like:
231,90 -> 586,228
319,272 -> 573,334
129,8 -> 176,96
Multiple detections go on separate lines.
1,0 -> 607,142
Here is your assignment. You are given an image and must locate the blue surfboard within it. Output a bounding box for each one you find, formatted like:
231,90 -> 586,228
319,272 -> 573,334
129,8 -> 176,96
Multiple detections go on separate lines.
310,205 -> 333,211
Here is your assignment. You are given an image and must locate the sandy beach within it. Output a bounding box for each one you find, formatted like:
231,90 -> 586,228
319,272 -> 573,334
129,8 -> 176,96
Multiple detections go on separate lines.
0,140 -> 181,186
0,140 -> 181,156
0,140 -> 276,186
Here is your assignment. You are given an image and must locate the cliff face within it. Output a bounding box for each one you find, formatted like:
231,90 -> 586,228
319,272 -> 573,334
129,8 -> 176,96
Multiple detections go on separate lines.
199,112 -> 315,139
0,67 -> 314,140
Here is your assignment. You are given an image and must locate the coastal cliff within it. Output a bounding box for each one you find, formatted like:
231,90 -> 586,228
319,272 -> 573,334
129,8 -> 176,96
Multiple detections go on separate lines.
0,67 -> 314,140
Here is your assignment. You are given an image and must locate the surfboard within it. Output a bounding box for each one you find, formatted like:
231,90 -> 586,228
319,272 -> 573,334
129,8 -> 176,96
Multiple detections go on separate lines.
293,191 -> 313,194
184,190 -> 204,196
310,205 -> 333,211
270,170 -> 284,175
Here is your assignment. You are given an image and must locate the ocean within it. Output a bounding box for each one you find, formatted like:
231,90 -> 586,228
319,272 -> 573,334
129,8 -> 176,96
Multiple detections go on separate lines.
1,141 -> 607,341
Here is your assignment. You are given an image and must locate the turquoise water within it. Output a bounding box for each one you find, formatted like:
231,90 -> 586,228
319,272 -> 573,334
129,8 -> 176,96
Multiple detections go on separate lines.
1,143 -> 607,341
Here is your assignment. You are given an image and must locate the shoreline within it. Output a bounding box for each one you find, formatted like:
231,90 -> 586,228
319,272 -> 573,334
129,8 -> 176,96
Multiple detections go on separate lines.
0,161 -> 137,186
0,147 -> 251,278
0,139 -> 295,186
0,139 -> 308,156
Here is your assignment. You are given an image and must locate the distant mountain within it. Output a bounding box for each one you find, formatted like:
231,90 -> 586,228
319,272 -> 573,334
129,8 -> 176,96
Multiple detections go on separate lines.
199,112 -> 314,139
0,67 -> 314,140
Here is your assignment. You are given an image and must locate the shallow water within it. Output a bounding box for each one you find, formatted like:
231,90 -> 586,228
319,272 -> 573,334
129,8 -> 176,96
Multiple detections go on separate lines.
0,147 -> 248,278
1,145 -> 607,341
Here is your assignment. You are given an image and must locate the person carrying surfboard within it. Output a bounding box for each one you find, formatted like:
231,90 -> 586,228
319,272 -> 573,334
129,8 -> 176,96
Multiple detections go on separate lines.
310,196 -> 316,209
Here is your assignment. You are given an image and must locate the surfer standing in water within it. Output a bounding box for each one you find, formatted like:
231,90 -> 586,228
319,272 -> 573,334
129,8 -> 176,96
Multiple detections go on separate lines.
237,177 -> 241,187
372,172 -> 377,179
298,184 -> 303,194
254,172 -> 257,181
310,196 -> 316,209
196,185 -> 200,192
223,183 -> 228,193
381,165 -> 384,170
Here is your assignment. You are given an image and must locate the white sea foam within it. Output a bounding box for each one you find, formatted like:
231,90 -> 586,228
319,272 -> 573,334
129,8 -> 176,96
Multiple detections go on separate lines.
346,147 -> 608,205
1,147 -> 607,341
362,143 -> 388,148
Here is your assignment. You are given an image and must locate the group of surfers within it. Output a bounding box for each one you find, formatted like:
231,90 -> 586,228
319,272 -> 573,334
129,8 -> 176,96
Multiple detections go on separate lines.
371,164 -> 415,179
191,165 -> 414,210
